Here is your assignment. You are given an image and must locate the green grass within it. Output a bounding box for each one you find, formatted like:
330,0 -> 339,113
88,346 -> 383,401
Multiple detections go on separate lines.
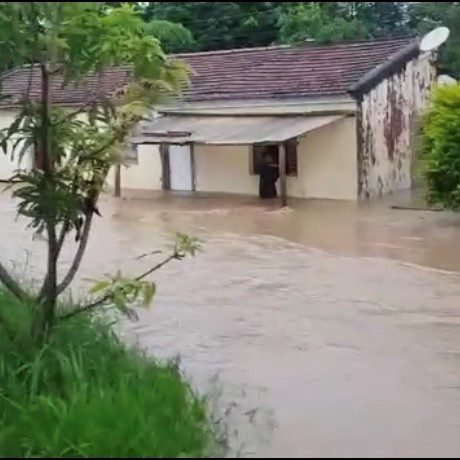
0,290 -> 217,458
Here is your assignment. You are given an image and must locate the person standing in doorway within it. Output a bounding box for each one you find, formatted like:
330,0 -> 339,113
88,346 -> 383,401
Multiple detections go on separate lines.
259,152 -> 279,199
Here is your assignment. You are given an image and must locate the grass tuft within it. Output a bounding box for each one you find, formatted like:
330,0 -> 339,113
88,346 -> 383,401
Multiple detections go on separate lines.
0,290 -> 216,458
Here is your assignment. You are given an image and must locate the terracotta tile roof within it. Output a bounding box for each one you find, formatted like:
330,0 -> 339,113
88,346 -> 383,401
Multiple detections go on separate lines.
0,37 -> 417,106
178,37 -> 418,102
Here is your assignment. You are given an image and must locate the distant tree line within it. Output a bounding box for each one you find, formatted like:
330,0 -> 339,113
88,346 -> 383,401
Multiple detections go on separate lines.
133,2 -> 459,76
2,3 -> 459,77
145,2 -> 460,76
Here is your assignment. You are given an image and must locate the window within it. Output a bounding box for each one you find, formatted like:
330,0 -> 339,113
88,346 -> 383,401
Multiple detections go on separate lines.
124,144 -> 139,165
250,140 -> 298,176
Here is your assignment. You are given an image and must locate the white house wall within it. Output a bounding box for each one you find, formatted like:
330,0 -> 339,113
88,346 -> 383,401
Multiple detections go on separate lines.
0,107 -> 357,201
195,145 -> 258,195
108,144 -> 162,191
194,116 -> 357,200
288,116 -> 357,200
359,55 -> 435,199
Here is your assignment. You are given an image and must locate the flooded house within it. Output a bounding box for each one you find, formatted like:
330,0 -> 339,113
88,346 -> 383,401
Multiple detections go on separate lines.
0,37 -> 435,204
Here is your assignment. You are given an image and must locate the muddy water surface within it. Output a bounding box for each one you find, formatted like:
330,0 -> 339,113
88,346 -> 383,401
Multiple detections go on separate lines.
3,190 -> 460,457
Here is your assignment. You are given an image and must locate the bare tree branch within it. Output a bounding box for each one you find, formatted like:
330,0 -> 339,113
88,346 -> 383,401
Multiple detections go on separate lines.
36,213 -> 68,303
0,179 -> 22,184
51,134 -> 118,296
56,223 -> 67,254
54,134 -> 121,296
135,252 -> 179,282
136,250 -> 162,260
0,260 -> 27,302
55,211 -> 94,296
52,138 -> 117,298
53,97 -> 100,127
58,251 -> 180,321
41,225 -> 69,296
58,293 -> 111,322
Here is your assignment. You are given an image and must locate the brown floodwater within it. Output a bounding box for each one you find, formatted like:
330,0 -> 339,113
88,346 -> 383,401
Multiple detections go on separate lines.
3,189 -> 460,457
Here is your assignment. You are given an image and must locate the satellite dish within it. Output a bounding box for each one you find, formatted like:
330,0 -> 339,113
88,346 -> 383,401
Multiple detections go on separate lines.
420,27 -> 450,52
437,74 -> 457,86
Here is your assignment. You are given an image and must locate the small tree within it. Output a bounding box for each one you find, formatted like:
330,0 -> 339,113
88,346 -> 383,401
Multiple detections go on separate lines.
419,84 -> 460,209
0,2 -> 193,339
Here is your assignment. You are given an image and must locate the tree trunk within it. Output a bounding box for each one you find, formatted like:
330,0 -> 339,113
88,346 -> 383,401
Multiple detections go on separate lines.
33,63 -> 58,341
34,224 -> 58,339
0,261 -> 27,302
278,143 -> 287,207
114,164 -> 121,197
56,212 -> 94,295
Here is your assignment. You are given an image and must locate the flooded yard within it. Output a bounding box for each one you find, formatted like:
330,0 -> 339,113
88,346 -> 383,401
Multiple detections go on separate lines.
3,190 -> 460,457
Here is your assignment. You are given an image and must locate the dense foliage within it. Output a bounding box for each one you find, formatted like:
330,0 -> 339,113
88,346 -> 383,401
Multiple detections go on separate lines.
136,2 -> 460,77
2,3 -> 458,75
419,84 -> 460,209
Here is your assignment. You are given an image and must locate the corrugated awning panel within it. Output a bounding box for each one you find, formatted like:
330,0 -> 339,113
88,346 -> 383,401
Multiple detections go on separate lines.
135,114 -> 345,145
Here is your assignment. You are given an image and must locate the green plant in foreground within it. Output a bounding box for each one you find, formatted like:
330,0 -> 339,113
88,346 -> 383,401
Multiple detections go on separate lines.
419,84 -> 460,210
0,2 -> 190,339
0,289 -> 217,458
0,4 -> 217,457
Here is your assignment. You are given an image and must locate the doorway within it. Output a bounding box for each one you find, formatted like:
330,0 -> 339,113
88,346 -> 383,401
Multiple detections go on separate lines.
169,145 -> 193,191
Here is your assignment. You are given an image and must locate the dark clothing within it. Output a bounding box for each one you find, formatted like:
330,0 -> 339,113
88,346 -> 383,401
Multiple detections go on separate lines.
259,163 -> 279,199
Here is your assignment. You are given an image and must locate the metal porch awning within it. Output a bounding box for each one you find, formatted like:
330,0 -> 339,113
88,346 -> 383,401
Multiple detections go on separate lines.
134,114 -> 345,145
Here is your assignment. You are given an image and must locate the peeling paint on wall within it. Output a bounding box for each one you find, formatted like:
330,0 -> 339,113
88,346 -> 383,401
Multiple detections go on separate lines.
358,56 -> 435,199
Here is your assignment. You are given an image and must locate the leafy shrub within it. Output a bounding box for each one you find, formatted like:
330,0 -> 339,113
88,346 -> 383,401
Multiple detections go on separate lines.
420,84 -> 460,209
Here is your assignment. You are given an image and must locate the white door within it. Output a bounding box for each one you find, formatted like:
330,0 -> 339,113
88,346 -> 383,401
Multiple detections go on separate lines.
169,145 -> 193,191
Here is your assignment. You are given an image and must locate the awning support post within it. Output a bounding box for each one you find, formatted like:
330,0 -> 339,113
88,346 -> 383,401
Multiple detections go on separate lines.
190,143 -> 197,192
279,143 -> 287,207
160,144 -> 171,190
114,164 -> 121,198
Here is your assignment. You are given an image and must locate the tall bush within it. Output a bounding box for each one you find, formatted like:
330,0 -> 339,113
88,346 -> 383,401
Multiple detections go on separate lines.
420,84 -> 460,209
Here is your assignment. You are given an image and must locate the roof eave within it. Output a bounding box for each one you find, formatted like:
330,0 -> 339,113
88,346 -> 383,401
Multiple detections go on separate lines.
348,40 -> 421,99
158,95 -> 358,116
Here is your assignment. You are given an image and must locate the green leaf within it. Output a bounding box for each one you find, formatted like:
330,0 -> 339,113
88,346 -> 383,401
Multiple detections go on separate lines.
89,280 -> 111,295
175,232 -> 201,257
112,289 -> 126,311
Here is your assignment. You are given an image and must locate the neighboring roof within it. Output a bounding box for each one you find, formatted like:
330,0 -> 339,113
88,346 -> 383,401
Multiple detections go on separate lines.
135,114 -> 345,145
0,36 -> 419,107
0,66 -> 132,107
